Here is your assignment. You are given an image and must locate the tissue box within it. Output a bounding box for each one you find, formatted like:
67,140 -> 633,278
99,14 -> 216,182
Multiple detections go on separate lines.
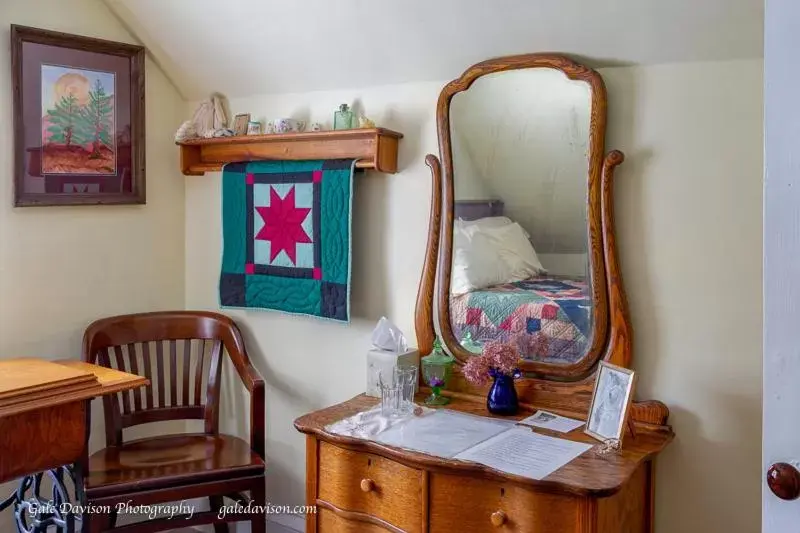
366,348 -> 420,398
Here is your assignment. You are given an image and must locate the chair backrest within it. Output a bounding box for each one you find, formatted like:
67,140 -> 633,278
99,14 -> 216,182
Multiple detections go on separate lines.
82,311 -> 246,447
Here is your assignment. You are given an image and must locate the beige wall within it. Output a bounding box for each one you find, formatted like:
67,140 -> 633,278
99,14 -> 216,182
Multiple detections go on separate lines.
604,60 -> 763,532
0,0 -> 186,358
185,60 -> 763,532
0,1 -> 186,527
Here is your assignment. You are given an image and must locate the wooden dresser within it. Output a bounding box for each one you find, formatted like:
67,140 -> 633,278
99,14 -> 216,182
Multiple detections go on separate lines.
295,394 -> 672,533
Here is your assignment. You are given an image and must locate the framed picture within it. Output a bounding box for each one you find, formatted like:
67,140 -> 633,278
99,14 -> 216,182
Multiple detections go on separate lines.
585,361 -> 636,444
246,120 -> 263,135
11,25 -> 145,206
232,113 -> 250,136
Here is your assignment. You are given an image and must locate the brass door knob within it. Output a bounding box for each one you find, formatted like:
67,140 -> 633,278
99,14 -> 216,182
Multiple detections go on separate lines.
360,478 -> 375,493
490,510 -> 507,527
767,463 -> 800,500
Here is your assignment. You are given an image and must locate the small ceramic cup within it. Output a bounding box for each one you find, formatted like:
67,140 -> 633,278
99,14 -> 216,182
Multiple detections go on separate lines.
310,122 -> 322,132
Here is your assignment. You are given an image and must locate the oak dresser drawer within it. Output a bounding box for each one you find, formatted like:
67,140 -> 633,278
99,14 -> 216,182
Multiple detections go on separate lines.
317,442 -> 425,532
318,507 -> 401,532
429,473 -> 584,533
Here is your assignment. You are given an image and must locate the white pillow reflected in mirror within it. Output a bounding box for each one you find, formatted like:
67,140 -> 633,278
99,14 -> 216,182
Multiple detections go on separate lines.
451,225 -> 513,295
455,216 -> 531,238
484,223 -> 546,280
451,222 -> 546,295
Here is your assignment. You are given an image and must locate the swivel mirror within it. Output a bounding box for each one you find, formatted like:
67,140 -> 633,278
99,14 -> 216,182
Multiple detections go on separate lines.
417,54 -> 626,380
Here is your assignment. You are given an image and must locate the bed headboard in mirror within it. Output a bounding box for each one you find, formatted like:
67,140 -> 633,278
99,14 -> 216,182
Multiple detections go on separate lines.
454,199 -> 504,220
416,54 -> 638,411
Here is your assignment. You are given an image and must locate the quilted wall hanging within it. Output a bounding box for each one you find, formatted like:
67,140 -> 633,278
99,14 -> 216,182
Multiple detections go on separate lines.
219,159 -> 355,322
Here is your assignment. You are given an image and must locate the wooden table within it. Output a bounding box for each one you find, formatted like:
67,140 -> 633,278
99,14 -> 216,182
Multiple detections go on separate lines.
0,359 -> 146,533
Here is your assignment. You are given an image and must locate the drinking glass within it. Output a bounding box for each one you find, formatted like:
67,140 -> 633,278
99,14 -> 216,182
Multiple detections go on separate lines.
380,382 -> 402,418
379,366 -> 418,418
396,366 -> 418,415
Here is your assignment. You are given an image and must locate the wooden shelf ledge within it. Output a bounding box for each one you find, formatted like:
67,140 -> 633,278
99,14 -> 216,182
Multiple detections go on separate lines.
177,128 -> 403,175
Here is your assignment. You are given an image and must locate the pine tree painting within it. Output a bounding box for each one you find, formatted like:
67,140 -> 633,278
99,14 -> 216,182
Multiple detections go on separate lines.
41,65 -> 116,174
81,78 -> 114,160
46,92 -> 82,148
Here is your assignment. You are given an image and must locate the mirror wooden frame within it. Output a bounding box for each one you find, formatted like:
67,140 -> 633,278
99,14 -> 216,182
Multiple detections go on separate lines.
416,54 -> 668,424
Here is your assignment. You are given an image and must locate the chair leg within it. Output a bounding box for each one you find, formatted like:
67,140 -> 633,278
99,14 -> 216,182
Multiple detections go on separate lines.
250,480 -> 266,533
209,496 -> 228,533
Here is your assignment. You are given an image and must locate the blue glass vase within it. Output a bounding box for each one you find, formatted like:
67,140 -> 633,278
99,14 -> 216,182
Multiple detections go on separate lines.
486,372 -> 519,416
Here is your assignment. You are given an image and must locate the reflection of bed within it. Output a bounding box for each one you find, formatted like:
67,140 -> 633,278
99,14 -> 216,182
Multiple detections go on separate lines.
450,276 -> 591,362
451,199 -> 590,362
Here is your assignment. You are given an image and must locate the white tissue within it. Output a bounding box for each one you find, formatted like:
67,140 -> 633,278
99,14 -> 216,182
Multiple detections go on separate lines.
371,317 -> 408,353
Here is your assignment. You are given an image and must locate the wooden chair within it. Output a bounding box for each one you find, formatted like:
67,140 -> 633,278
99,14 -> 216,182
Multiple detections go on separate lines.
80,311 -> 266,533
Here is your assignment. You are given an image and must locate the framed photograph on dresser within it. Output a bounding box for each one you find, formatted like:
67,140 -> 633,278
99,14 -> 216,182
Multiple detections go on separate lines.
11,25 -> 145,206
585,361 -> 636,444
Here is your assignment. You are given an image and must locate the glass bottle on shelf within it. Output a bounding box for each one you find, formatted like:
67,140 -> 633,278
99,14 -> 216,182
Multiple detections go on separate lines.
334,104 -> 355,130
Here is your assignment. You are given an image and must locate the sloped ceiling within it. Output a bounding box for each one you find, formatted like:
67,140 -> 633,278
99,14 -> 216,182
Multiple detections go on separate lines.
106,0 -> 763,99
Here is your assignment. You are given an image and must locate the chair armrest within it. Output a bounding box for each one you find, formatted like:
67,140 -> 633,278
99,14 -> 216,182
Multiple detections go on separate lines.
232,362 -> 266,460
234,361 -> 263,393
221,324 -> 266,459
249,375 -> 266,460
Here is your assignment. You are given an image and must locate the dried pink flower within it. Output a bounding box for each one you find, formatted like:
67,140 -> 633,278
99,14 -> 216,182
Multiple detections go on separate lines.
463,354 -> 491,386
482,341 -> 520,375
462,341 -> 521,385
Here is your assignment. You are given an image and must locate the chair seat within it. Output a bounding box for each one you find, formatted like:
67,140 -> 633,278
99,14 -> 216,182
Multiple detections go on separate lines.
86,433 -> 264,498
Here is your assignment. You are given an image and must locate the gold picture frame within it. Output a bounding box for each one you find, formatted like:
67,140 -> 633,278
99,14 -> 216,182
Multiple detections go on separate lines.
232,113 -> 251,136
585,361 -> 636,446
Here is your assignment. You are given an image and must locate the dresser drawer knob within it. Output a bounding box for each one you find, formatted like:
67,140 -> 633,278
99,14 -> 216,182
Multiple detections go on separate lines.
490,510 -> 507,527
360,478 -> 375,492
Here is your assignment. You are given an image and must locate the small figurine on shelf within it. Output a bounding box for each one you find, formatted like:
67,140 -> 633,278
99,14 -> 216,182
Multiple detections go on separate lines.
421,337 -> 455,406
358,115 -> 376,128
174,120 -> 197,143
190,93 -> 230,138
334,103 -> 356,130
310,122 -> 323,132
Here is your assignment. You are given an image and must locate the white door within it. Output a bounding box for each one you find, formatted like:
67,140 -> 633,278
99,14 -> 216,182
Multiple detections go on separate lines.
764,0 -> 800,530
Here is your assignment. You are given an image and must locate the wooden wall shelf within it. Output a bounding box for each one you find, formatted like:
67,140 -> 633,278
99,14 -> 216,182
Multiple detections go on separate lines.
177,128 -> 403,175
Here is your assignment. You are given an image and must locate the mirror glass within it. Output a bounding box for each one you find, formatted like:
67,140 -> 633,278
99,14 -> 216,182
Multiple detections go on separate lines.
448,67 -> 593,364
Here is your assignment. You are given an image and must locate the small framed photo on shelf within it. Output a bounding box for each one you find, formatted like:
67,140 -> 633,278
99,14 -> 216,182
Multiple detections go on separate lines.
585,361 -> 636,445
232,114 -> 251,136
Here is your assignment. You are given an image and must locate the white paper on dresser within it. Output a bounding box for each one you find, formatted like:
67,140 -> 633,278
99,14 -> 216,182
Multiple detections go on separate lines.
454,426 -> 593,480
373,409 -> 515,458
517,410 -> 585,433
